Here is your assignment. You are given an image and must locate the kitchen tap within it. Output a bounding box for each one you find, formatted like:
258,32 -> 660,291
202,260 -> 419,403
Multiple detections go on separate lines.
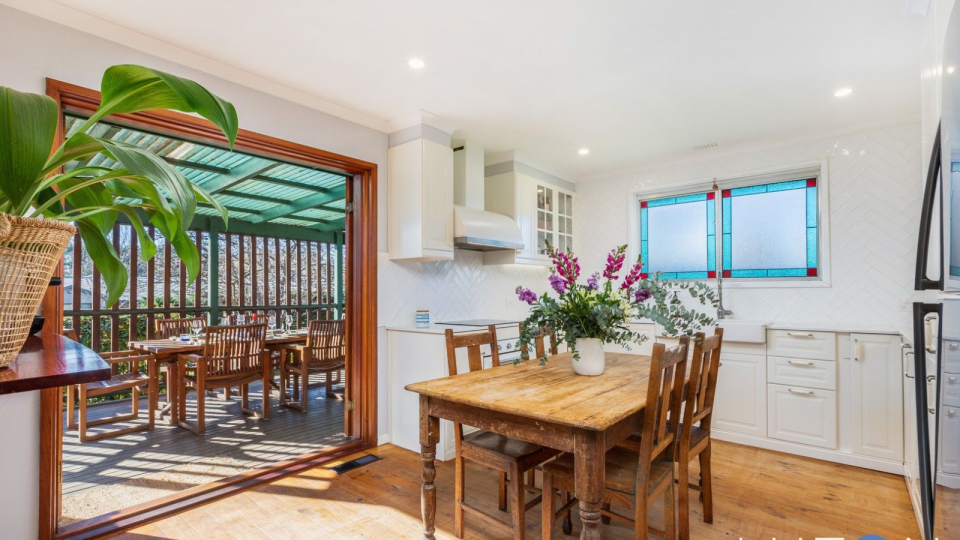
717,268 -> 733,319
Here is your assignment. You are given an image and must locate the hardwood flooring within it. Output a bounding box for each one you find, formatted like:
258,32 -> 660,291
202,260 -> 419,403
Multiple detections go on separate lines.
113,440 -> 921,540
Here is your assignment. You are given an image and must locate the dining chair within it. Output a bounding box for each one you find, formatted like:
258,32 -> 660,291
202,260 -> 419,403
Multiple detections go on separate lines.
67,349 -> 157,443
280,319 -> 346,412
541,339 -> 690,539
520,325 -> 559,360
677,328 -> 725,540
176,324 -> 270,435
445,326 -> 561,540
155,316 -> 207,339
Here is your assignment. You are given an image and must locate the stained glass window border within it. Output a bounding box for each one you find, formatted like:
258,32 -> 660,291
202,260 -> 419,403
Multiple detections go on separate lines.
639,192 -> 716,280
720,177 -> 819,279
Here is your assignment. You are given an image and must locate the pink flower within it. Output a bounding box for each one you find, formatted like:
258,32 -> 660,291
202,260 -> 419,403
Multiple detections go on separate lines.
603,246 -> 627,280
621,263 -> 643,289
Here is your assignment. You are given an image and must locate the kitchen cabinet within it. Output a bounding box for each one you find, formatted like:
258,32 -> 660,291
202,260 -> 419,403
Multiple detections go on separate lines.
388,138 -> 454,261
485,172 -> 574,266
942,406 -> 960,474
713,351 -> 767,437
768,384 -> 838,449
850,333 -> 904,461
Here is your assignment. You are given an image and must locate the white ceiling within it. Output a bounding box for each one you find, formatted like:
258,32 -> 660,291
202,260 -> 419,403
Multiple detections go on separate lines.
33,0 -> 924,179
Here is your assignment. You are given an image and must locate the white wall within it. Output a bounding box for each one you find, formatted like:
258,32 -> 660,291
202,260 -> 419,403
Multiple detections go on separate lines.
0,391 -> 41,540
575,122 -> 923,336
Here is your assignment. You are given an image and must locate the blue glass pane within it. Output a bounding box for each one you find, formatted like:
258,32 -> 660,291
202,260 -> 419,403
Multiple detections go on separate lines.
952,265 -> 960,277
641,240 -> 648,272
722,233 -> 731,270
953,162 -> 960,172
656,273 -> 678,280
707,237 -> 716,272
707,199 -> 716,236
640,207 -> 648,241
674,193 -> 708,204
806,187 -> 817,227
722,197 -> 731,233
806,227 -> 818,267
730,269 -> 767,278
730,184 -> 767,197
645,198 -> 708,274
767,268 -> 807,277
766,179 -> 807,192
730,189 -> 806,270
676,271 -> 709,279
647,197 -> 676,207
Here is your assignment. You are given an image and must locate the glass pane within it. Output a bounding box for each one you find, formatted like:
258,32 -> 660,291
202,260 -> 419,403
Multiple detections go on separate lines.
567,195 -> 573,218
558,235 -> 566,252
537,186 -> 547,210
538,211 -> 546,230
538,231 -> 546,254
546,213 -> 553,231
559,217 -> 566,234
558,193 -> 566,215
566,218 -> 572,235
646,200 -> 708,273
568,236 -> 572,251
544,188 -> 554,212
729,188 -> 806,270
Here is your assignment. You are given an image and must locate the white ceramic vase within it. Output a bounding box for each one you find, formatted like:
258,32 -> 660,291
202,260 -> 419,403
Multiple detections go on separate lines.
573,338 -> 605,376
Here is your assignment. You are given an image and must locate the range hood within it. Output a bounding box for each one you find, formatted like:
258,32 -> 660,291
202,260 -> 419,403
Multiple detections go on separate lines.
453,205 -> 524,251
452,140 -> 524,252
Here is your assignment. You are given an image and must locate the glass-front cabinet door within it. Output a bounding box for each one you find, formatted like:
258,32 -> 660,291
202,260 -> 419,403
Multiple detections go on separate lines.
535,183 -> 574,257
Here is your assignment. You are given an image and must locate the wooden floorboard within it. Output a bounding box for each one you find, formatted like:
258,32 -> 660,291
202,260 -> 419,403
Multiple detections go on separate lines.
113,440 -> 923,540
63,376 -> 347,496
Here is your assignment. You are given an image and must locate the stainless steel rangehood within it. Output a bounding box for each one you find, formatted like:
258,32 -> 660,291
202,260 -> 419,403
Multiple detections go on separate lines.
452,205 -> 524,252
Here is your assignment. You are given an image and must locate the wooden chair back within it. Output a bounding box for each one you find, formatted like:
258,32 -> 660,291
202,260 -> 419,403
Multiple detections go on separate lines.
305,319 -> 346,370
156,317 -> 207,339
519,325 -> 559,360
682,328 -> 725,433
444,325 -> 501,376
200,324 -> 267,382
638,339 -> 689,468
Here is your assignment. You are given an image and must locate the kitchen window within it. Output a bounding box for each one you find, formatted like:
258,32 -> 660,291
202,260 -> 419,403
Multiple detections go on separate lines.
633,167 -> 826,285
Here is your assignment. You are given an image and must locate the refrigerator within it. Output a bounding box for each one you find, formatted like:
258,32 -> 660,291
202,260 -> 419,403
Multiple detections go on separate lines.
913,2 -> 960,537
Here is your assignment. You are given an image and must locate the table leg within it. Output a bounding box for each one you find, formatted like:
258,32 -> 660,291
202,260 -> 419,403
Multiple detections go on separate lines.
166,360 -> 179,427
419,395 -> 440,540
574,429 -> 605,540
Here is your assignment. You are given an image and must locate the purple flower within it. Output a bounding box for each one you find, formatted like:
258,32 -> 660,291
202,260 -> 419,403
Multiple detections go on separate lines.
634,287 -> 652,303
515,286 -> 537,305
548,273 -> 568,295
586,273 -> 600,291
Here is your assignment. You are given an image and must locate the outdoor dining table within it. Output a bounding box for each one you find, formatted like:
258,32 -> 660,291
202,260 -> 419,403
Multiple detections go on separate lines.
406,351 -> 663,540
129,330 -> 309,426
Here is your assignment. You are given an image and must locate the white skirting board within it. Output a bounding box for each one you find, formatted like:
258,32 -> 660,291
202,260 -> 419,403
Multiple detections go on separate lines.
712,429 -> 904,475
378,434 -> 391,446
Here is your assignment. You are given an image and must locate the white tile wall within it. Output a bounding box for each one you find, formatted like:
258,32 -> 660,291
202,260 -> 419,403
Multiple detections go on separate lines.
377,251 -> 547,326
575,122 -> 923,335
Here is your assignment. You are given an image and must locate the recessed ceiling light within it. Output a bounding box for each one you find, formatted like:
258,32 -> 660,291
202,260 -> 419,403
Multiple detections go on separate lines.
949,66 -> 956,74
578,148 -> 589,155
834,88 -> 853,97
408,58 -> 425,69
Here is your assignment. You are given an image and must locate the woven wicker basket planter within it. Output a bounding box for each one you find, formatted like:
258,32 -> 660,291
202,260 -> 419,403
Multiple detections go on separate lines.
0,214 -> 76,368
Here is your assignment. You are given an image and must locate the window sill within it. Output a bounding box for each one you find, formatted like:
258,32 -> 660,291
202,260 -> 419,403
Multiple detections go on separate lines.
719,279 -> 831,289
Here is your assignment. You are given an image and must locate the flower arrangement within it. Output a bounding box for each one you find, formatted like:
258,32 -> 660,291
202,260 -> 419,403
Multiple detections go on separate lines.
516,244 -> 719,367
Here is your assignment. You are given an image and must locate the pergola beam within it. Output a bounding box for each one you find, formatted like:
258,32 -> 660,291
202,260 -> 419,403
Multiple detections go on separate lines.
162,157 -> 230,174
198,158 -> 282,194
310,217 -> 346,232
248,185 -> 347,224
252,175 -> 335,193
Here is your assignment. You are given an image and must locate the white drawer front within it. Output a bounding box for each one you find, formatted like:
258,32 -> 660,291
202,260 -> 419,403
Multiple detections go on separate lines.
942,407 -> 960,475
944,340 -> 960,374
767,356 -> 837,391
767,384 -> 838,449
767,330 -> 836,361
944,374 -> 960,408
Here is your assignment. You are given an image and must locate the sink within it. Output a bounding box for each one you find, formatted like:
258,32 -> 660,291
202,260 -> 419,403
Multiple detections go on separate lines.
717,320 -> 769,343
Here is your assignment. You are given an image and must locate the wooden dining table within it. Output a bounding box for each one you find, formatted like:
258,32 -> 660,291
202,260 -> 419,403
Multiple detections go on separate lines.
407,351 -> 660,540
129,331 -> 309,426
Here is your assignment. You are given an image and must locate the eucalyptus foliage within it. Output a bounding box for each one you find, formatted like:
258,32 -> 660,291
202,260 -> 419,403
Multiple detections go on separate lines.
516,244 -> 719,365
0,65 -> 234,305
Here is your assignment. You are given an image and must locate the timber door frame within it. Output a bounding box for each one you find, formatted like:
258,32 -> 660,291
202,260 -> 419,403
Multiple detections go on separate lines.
40,79 -> 378,540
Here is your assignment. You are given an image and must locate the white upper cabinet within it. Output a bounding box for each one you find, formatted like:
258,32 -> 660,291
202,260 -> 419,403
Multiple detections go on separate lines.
485,171 -> 574,266
388,139 -> 454,261
850,333 -> 904,462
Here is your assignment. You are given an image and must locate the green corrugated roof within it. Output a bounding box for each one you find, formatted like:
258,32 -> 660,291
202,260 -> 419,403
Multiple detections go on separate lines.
63,115 -> 347,232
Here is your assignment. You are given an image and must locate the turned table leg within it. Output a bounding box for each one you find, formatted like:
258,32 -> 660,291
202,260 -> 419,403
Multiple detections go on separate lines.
574,429 -> 605,540
420,395 -> 440,540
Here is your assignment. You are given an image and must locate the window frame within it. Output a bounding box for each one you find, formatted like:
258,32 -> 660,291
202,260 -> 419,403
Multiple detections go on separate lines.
627,160 -> 831,289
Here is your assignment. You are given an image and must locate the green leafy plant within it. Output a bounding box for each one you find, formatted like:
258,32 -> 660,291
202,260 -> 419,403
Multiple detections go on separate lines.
516,244 -> 719,364
0,65 -> 234,305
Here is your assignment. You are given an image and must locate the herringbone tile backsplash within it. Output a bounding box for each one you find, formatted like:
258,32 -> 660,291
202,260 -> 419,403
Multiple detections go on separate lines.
576,122 -> 923,335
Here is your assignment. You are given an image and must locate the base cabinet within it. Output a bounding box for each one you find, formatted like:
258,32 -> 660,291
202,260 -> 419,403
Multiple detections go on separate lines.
768,384 -> 838,449
942,407 -> 960,474
713,352 -> 767,437
850,333 -> 904,461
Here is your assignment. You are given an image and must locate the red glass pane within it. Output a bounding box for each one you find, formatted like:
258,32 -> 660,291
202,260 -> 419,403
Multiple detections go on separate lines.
807,267 -> 818,277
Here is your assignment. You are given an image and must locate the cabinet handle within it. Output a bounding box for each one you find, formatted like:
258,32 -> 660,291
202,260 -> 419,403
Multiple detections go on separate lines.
854,338 -> 860,362
787,360 -> 815,367
950,377 -> 957,383
950,342 -> 959,350
949,410 -> 957,417
787,332 -> 815,338
788,388 -> 815,396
